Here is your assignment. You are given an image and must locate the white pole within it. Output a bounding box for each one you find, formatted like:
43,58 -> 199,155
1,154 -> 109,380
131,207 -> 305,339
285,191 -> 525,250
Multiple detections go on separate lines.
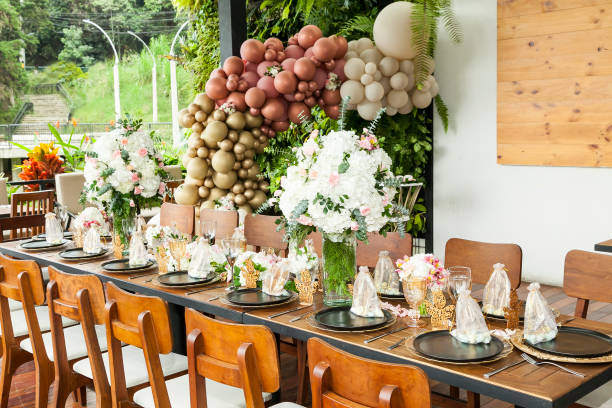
170,20 -> 190,147
127,31 -> 157,122
83,19 -> 121,124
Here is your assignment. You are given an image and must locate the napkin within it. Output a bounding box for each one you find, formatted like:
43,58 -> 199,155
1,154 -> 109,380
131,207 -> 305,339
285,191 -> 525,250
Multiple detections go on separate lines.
351,266 -> 384,318
261,260 -> 290,296
524,282 -> 558,344
451,288 -> 491,344
83,226 -> 102,254
45,213 -> 64,244
188,239 -> 213,279
482,263 -> 511,316
128,231 -> 148,267
373,250 -> 400,295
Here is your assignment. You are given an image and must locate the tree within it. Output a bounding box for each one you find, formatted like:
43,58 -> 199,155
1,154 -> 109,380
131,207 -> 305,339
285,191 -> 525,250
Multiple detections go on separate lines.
17,0 -> 54,65
58,27 -> 94,66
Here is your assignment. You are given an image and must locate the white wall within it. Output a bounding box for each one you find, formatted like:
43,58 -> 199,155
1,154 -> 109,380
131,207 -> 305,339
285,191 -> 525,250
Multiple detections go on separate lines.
432,0 -> 612,286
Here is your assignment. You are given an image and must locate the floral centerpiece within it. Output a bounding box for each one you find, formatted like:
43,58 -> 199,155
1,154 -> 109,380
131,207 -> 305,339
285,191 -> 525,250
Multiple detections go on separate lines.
83,117 -> 169,245
74,207 -> 110,235
396,253 -> 449,315
270,112 -> 403,306
231,251 -> 282,288
15,142 -> 65,191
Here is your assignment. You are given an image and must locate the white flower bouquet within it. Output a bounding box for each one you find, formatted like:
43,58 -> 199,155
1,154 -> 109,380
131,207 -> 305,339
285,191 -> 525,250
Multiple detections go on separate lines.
74,207 -> 110,235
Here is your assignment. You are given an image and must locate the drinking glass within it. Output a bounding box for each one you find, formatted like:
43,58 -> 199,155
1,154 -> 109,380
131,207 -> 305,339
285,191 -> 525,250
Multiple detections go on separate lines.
221,238 -> 241,289
448,266 -> 472,303
402,277 -> 427,327
201,220 -> 217,245
168,238 -> 187,271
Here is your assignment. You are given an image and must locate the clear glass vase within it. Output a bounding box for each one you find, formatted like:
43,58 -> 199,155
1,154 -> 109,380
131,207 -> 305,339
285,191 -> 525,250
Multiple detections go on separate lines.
321,232 -> 356,306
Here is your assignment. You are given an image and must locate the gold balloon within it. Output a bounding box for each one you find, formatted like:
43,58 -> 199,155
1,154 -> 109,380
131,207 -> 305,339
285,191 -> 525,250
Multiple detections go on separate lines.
212,110 -> 226,121
198,186 -> 210,199
194,93 -> 215,113
203,121 -> 228,148
248,190 -> 267,210
244,189 -> 255,200
211,150 -> 236,173
252,128 -> 262,137
226,112 -> 246,130
244,180 -> 254,189
212,171 -> 238,189
186,157 -> 209,179
244,149 -> 255,159
218,139 -> 234,152
181,154 -> 192,168
186,147 -> 197,158
194,110 -> 208,123
209,187 -> 228,202
244,112 -> 263,128
238,169 -> 248,179
238,204 -> 253,214
188,134 -> 204,149
232,161 -> 241,170
231,183 -> 245,194
228,130 -> 239,142
197,147 -> 209,158
184,175 -> 204,187
233,143 -> 246,155
247,163 -> 260,180
234,194 -> 247,206
238,131 -> 255,149
204,178 -> 215,189
175,183 -> 199,206
242,158 -> 254,169
200,200 -> 215,210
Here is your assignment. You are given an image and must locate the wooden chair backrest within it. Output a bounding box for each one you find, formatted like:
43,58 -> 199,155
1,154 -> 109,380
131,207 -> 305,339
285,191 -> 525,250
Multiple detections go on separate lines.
185,308 -> 280,408
564,249 -> 612,318
357,232 -> 413,269
244,214 -> 287,255
444,238 -> 523,289
307,338 -> 430,408
104,282 -> 173,408
200,208 -> 239,241
10,189 -> 54,239
163,180 -> 183,203
160,202 -> 195,236
0,215 -> 45,242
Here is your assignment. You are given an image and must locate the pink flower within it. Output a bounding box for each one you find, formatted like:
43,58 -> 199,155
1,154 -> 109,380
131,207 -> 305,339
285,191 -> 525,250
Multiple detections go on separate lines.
273,189 -> 282,197
112,150 -> 121,159
131,173 -> 140,182
297,214 -> 313,226
134,186 -> 142,195
302,144 -> 315,156
382,193 -> 390,206
138,148 -> 148,157
158,182 -> 166,195
120,138 -> 128,146
126,164 -> 134,171
350,221 -> 359,231
299,167 -> 307,177
359,206 -> 371,216
309,129 -> 319,138
310,169 -> 318,179
129,200 -> 135,208
328,172 -> 339,186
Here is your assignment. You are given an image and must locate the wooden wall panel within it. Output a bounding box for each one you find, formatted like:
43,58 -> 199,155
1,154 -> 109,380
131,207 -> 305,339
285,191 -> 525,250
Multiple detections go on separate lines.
497,0 -> 612,166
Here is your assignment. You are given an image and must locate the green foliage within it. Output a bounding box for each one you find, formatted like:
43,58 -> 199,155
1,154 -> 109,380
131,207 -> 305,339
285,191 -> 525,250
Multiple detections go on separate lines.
338,14 -> 376,40
434,94 -> 448,132
321,235 -> 356,297
58,27 -> 94,67
48,123 -> 93,172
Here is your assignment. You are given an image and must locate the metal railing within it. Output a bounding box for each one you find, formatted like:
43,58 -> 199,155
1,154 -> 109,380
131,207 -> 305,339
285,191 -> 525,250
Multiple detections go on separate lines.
11,102 -> 33,125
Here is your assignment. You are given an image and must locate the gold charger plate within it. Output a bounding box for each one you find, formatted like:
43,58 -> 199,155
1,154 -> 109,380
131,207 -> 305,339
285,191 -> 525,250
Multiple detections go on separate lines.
510,330 -> 612,364
151,275 -> 221,289
307,314 -> 397,334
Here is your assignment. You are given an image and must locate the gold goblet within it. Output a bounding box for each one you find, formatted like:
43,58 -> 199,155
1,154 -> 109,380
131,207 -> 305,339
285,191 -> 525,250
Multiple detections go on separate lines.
402,277 -> 427,327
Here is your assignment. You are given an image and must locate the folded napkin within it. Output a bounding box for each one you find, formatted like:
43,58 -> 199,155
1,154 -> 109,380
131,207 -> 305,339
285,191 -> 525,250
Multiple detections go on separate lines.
128,231 -> 148,267
188,239 -> 213,279
373,250 -> 400,295
451,288 -> 491,344
351,266 -> 384,318
523,282 -> 558,344
482,263 -> 511,316
83,226 -> 102,254
261,260 -> 290,296
45,213 -> 64,244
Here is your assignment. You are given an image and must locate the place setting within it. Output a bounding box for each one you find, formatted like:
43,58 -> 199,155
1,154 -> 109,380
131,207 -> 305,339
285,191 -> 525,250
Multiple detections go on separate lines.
101,224 -> 156,273
58,219 -> 109,261
19,213 -> 70,252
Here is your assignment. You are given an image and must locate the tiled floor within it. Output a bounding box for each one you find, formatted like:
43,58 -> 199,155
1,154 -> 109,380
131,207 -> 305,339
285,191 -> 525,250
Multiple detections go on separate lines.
5,283 -> 610,408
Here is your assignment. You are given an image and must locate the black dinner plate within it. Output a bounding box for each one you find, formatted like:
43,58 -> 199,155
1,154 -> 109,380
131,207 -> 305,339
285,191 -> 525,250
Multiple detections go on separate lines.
413,330 -> 505,362
33,231 -> 73,241
225,288 -> 292,306
157,271 -> 214,287
20,239 -> 68,250
526,326 -> 612,358
479,300 -> 525,321
314,306 -> 393,331
58,247 -> 108,260
101,258 -> 155,272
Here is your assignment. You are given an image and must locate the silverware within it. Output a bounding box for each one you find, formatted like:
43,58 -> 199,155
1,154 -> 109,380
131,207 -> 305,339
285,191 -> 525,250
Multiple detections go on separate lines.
185,285 -> 225,296
520,353 -> 584,377
483,359 -> 525,378
364,326 -> 408,344
208,296 -> 220,301
268,305 -> 311,319
128,272 -> 157,280
558,317 -> 576,326
387,336 -> 409,350
289,310 -> 314,322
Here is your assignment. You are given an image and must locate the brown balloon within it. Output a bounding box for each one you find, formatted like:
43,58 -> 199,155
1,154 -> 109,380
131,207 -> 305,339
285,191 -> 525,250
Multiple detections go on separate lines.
205,77 -> 229,100
264,37 -> 284,51
294,57 -> 316,81
324,104 -> 340,119
226,92 -> 247,111
312,37 -> 337,62
240,39 -> 265,63
272,121 -> 290,132
245,87 -> 266,109
273,71 -> 298,94
322,89 -> 341,105
223,56 -> 244,75
288,102 -> 311,124
332,35 -> 348,59
261,98 -> 286,122
297,25 -> 323,49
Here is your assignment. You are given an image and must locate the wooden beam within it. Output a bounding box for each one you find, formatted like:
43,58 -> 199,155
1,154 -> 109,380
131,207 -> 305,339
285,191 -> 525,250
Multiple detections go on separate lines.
219,0 -> 247,65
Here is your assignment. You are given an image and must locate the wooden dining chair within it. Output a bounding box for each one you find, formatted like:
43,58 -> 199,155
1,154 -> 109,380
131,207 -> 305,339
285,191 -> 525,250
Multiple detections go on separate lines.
160,202 -> 195,236
132,308 -> 303,408
163,180 -> 183,204
103,282 -> 188,408
563,250 -> 612,408
10,190 -> 55,239
0,214 -> 45,242
444,238 -> 523,289
357,232 -> 413,268
200,208 -> 239,241
244,214 -> 287,255
308,337 -> 430,407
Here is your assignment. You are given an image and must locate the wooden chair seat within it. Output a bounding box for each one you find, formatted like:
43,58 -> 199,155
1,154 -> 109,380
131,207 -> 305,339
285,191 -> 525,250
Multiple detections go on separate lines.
2,306 -> 75,338
19,323 -> 107,362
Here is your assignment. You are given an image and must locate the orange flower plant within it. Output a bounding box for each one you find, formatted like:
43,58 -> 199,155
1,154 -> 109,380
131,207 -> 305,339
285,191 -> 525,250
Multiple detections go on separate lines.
17,142 -> 65,191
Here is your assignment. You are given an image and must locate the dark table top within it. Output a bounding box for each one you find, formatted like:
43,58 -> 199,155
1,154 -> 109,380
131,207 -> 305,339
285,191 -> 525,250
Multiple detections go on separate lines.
1,239 -> 611,408
594,239 -> 612,253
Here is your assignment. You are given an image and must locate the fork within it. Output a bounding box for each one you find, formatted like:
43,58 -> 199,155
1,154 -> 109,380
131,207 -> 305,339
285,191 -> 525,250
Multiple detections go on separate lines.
520,353 -> 584,377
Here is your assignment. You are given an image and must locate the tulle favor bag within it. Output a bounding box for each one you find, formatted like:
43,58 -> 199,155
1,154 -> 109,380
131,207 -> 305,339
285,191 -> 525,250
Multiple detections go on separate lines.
188,239 -> 213,279
83,225 -> 102,254
482,263 -> 511,316
524,282 -> 558,344
262,261 -> 290,296
373,250 -> 400,295
45,213 -> 64,244
128,231 -> 148,267
452,289 -> 491,344
351,266 -> 384,317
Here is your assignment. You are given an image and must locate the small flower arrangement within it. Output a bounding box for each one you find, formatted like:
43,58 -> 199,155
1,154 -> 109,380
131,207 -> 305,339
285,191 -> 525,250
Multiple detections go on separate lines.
231,251 -> 282,287
396,253 -> 448,288
16,142 -> 65,191
144,225 -> 174,247
74,207 -> 110,235
214,196 -> 236,211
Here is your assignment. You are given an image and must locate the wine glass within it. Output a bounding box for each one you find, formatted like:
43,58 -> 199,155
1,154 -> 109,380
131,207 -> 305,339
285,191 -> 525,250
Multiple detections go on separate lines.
201,220 -> 217,245
168,238 -> 187,271
221,238 -> 241,289
448,266 -> 472,303
402,277 -> 427,327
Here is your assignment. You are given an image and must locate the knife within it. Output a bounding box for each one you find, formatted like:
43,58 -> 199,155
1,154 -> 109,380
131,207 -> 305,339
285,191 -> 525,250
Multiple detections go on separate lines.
268,305 -> 311,319
483,360 -> 525,378
388,336 -> 409,350
364,325 -> 408,344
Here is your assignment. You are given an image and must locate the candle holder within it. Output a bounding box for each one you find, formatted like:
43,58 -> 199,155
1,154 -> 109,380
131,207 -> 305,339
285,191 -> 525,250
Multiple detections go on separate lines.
72,228 -> 84,248
155,248 -> 170,275
425,289 -> 455,330
294,269 -> 318,306
242,258 -> 260,289
112,233 -> 124,260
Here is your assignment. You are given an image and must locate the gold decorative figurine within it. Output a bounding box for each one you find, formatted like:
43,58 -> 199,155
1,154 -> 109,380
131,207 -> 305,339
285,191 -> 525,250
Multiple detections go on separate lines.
242,258 -> 260,289
294,269 -> 318,305
504,289 -> 520,330
425,290 -> 455,330
112,233 -> 124,259
155,248 -> 169,275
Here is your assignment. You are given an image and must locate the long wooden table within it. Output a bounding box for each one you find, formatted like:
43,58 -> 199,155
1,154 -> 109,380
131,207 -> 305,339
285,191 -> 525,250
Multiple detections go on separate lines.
594,239 -> 612,253
1,239 -> 610,408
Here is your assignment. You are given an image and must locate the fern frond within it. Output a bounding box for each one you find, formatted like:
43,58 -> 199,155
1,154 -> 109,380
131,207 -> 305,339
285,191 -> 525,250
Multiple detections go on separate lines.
338,96 -> 350,131
368,108 -> 386,133
339,15 -> 375,38
411,1 -> 436,87
434,94 -> 449,132
440,4 -> 462,44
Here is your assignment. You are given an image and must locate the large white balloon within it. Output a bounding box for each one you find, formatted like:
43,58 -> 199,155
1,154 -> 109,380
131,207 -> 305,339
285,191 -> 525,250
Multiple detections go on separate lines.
373,2 -> 419,60
345,58 -> 366,80
365,82 -> 385,102
340,80 -> 365,105
357,100 -> 383,121
411,90 -> 432,109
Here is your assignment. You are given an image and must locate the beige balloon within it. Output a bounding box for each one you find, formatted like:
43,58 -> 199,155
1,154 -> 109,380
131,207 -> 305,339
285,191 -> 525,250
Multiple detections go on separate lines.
398,98 -> 414,114
211,150 -> 236,173
364,62 -> 377,75
365,82 -> 385,102
411,89 -> 432,109
378,56 -> 400,77
357,100 -> 382,121
344,58 -> 365,81
340,80 -> 365,105
344,50 -> 358,60
360,48 -> 383,64
174,183 -> 199,206
360,73 -> 373,85
355,37 -> 374,54
399,59 -> 414,74
186,157 -> 209,179
386,106 -> 398,116
373,2 -> 419,59
212,171 -> 238,189
390,72 -> 409,90
387,89 -> 409,109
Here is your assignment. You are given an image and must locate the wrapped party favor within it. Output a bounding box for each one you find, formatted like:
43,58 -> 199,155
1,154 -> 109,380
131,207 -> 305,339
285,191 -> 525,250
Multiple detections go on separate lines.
128,231 -> 148,267
524,282 -> 558,344
261,260 -> 290,296
83,225 -> 102,254
45,213 -> 64,244
188,239 -> 213,279
350,266 -> 384,318
373,250 -> 400,295
452,289 -> 491,344
482,263 -> 511,316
